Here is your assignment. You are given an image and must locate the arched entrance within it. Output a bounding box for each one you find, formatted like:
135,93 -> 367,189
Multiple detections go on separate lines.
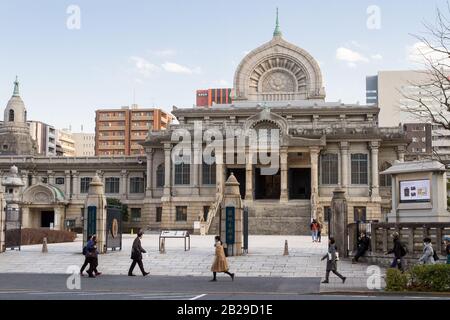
21,184 -> 67,230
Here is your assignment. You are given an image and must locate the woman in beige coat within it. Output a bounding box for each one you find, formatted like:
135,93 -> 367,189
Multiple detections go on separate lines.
210,236 -> 235,281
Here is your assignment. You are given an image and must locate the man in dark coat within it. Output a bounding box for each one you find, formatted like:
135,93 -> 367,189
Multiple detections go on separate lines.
386,232 -> 406,271
352,233 -> 371,263
128,230 -> 149,276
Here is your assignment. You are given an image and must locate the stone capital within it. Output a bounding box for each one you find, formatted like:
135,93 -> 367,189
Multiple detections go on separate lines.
340,141 -> 349,150
369,141 -> 380,150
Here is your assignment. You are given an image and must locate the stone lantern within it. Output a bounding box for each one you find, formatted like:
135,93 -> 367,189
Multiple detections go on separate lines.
220,173 -> 244,256
0,165 -> 23,252
83,174 -> 107,254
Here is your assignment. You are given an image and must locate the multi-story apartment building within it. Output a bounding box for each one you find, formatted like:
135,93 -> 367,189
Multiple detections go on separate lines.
56,129 -> 76,157
72,132 -> 95,156
95,105 -> 172,156
28,121 -> 57,156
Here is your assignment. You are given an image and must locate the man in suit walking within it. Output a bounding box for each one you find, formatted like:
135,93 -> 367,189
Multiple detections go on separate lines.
128,230 -> 150,276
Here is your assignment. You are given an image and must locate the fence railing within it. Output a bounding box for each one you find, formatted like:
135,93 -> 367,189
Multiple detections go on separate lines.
348,222 -> 450,258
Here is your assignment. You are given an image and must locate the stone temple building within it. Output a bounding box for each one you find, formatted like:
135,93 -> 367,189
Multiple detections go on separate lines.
0,17 -> 409,235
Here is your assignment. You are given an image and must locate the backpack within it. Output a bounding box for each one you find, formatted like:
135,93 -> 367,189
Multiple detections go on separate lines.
82,246 -> 88,256
400,243 -> 408,257
433,249 -> 439,261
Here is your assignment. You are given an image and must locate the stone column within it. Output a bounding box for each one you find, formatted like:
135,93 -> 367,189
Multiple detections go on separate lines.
0,188 -> 5,252
340,142 -> 349,189
396,145 -> 405,162
72,170 -> 79,200
163,143 -> 172,197
120,169 -> 128,200
370,141 -> 380,198
310,147 -> 320,220
65,170 -> 71,198
310,147 -> 319,197
192,145 -> 200,195
54,207 -> 62,230
216,150 -> 225,193
330,188 -> 348,258
146,148 -> 153,197
31,173 -> 37,185
21,207 -> 31,229
245,148 -> 254,200
280,147 -> 288,202
47,170 -> 54,185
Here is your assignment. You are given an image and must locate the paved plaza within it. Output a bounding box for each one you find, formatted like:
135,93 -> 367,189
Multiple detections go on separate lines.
0,234 -> 385,293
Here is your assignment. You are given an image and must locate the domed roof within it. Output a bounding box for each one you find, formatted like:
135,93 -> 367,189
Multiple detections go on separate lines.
233,11 -> 325,102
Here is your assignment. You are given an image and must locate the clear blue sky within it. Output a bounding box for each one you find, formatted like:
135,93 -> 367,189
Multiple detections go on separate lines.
0,0 -> 447,132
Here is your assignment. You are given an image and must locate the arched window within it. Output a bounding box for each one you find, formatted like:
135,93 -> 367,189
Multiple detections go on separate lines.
8,109 -> 14,122
379,162 -> 392,187
156,164 -> 165,187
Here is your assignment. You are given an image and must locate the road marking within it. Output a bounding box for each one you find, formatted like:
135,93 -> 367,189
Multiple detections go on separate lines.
190,294 -> 207,300
139,295 -> 195,300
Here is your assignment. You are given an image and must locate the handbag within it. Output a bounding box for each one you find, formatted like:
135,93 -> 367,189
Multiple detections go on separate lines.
328,252 -> 339,261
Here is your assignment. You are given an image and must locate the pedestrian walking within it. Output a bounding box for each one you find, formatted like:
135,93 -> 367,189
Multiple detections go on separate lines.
128,230 -> 150,276
317,222 -> 322,243
86,235 -> 102,278
444,236 -> 450,265
321,237 -> 346,284
352,232 -> 371,264
210,236 -> 234,282
385,232 -> 407,272
80,234 -> 93,276
310,219 -> 319,242
419,237 -> 435,265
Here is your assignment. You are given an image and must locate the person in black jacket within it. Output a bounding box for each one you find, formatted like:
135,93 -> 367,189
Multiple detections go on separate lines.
128,230 -> 149,276
86,235 -> 101,278
385,232 -> 406,272
352,233 -> 371,263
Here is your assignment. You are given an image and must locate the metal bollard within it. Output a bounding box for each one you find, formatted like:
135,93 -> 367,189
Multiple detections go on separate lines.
42,237 -> 48,253
283,240 -> 289,256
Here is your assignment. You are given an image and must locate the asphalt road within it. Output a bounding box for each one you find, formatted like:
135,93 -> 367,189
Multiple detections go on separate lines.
0,274 -> 447,300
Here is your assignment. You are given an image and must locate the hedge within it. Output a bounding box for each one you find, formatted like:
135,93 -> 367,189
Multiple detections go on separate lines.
386,264 -> 450,292
5,228 -> 77,245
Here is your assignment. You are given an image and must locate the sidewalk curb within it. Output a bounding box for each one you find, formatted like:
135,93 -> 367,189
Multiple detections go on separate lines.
319,290 -> 450,297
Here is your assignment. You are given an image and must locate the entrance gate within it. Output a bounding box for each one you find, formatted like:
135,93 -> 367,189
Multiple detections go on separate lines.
5,207 -> 21,250
106,206 -> 122,251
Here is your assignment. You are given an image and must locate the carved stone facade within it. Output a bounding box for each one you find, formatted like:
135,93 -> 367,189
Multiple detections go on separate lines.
0,22 -> 410,235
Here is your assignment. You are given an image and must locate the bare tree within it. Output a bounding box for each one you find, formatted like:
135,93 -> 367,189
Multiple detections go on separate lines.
400,3 -> 450,160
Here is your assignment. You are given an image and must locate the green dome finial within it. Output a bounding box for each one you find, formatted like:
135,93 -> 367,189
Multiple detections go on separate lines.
273,7 -> 282,37
13,76 -> 20,97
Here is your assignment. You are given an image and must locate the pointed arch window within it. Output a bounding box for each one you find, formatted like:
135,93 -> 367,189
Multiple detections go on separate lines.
8,110 -> 14,122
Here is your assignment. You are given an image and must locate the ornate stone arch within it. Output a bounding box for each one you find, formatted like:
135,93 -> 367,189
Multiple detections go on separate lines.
233,36 -> 325,101
244,108 -> 288,136
22,183 -> 66,204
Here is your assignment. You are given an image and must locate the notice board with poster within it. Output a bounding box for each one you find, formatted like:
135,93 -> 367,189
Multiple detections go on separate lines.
399,179 -> 430,203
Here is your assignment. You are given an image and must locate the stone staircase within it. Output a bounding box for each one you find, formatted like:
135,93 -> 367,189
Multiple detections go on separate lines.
245,200 -> 312,235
